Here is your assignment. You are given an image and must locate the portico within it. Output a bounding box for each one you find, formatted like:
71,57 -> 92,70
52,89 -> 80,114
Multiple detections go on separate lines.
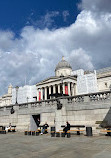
36,76 -> 77,101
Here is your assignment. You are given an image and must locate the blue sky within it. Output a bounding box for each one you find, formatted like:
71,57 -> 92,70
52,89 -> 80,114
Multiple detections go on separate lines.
0,0 -> 80,34
0,0 -> 111,95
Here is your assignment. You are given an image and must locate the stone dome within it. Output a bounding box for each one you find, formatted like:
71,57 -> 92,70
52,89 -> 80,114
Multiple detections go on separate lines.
55,57 -> 72,71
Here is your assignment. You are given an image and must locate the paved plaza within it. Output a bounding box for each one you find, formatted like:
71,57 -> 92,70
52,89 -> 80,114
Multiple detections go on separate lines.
0,132 -> 111,158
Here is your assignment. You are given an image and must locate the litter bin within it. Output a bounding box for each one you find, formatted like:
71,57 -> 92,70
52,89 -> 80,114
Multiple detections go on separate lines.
86,127 -> 93,136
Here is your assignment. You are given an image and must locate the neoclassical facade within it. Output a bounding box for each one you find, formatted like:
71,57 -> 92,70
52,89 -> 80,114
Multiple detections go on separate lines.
36,58 -> 111,101
1,57 -> 111,105
36,57 -> 77,101
0,85 -> 12,107
97,67 -> 111,92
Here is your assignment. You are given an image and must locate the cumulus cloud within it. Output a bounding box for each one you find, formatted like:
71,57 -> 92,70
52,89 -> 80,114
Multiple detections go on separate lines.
67,48 -> 94,70
79,0 -> 111,13
0,0 -> 111,95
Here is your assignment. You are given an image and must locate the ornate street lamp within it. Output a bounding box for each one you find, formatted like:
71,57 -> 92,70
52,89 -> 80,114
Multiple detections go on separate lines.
10,106 -> 15,114
60,74 -> 64,96
57,99 -> 62,110
15,86 -> 19,104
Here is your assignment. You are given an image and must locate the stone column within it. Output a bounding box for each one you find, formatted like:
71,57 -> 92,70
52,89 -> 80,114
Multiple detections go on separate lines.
41,88 -> 43,100
53,85 -> 56,94
72,83 -> 75,96
45,87 -> 47,100
49,86 -> 51,95
37,89 -> 39,101
58,84 -> 60,94
63,83 -> 65,95
68,82 -> 71,96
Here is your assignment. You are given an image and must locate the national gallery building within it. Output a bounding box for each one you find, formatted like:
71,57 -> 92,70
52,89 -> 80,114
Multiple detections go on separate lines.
36,57 -> 77,101
36,56 -> 111,102
0,57 -> 111,133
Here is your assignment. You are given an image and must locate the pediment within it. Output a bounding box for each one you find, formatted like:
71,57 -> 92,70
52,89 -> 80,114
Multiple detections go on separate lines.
36,75 -> 77,87
36,76 -> 59,86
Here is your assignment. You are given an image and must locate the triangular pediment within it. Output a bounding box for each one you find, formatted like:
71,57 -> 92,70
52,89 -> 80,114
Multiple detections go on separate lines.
36,75 -> 77,87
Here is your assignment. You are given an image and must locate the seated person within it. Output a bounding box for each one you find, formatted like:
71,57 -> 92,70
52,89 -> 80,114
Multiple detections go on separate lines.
9,123 -> 12,129
41,122 -> 49,134
63,121 -> 70,135
5,123 -> 12,132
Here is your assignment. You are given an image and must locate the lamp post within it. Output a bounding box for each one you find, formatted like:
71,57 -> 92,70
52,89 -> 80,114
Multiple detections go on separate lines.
60,75 -> 64,96
15,86 -> 19,104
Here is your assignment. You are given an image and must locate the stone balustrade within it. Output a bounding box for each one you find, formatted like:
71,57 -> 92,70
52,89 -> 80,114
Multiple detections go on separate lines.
64,91 -> 111,104
89,92 -> 110,101
0,90 -> 111,113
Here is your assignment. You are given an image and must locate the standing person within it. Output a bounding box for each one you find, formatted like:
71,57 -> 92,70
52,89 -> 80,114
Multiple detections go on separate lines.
37,118 -> 40,128
63,121 -> 70,135
41,122 -> 49,134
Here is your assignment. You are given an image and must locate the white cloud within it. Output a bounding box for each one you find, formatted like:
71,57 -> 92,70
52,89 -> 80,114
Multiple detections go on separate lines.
0,1 -> 111,95
67,48 -> 94,70
79,0 -> 111,13
62,10 -> 69,22
27,11 -> 60,28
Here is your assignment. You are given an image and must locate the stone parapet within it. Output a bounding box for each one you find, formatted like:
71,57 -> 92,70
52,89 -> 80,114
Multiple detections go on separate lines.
0,90 -> 111,133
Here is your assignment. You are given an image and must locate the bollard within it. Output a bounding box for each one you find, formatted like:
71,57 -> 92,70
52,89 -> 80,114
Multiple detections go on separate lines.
56,132 -> 60,137
1,130 -> 6,134
24,131 -> 28,135
61,132 -> 65,137
28,131 -> 31,135
32,131 -> 35,136
36,131 -> 39,136
51,131 -> 55,137
77,131 -> 80,135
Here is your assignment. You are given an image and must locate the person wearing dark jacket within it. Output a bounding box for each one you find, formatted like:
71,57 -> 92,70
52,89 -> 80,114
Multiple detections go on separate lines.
41,122 -> 49,134
63,121 -> 70,135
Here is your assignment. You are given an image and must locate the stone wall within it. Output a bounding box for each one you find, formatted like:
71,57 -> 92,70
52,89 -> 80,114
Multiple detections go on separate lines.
0,91 -> 111,134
